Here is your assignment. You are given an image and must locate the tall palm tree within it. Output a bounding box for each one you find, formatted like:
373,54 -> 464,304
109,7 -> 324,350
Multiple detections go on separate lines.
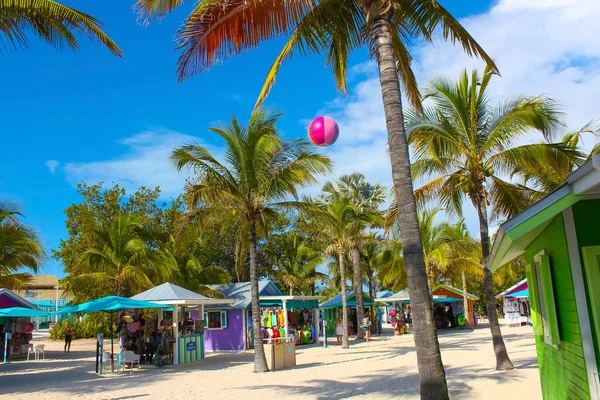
65,214 -> 172,297
171,111 -> 331,372
265,230 -> 327,295
303,195 -> 378,348
1,0 -> 122,55
136,1 -> 495,395
321,173 -> 384,338
406,66 -> 573,370
0,201 -> 44,289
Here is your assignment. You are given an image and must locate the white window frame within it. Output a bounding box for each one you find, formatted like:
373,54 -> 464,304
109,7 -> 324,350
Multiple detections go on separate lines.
204,310 -> 228,330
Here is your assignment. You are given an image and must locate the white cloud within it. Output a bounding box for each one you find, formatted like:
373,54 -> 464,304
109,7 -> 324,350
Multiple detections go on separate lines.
319,0 -> 600,234
45,160 -> 60,175
63,130 -> 220,198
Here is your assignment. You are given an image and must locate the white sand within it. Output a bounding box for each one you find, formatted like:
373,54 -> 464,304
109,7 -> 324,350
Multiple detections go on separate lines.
0,325 -> 541,400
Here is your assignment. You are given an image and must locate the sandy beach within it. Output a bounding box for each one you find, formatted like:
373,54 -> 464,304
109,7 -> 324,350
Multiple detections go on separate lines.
0,325 -> 541,400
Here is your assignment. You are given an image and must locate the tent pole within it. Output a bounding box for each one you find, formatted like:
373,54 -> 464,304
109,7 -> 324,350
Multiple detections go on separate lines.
110,310 -> 114,373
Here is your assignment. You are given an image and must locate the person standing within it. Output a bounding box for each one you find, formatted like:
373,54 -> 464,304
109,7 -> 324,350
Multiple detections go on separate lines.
64,322 -> 73,352
335,317 -> 343,345
361,312 -> 371,342
375,307 -> 383,335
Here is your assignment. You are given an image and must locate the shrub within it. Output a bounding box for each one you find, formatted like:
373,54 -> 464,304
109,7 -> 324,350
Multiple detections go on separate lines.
50,314 -> 113,340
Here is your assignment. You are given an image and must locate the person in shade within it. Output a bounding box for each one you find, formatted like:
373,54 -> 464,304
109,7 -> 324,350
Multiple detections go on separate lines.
64,321 -> 73,352
375,307 -> 383,335
361,312 -> 372,342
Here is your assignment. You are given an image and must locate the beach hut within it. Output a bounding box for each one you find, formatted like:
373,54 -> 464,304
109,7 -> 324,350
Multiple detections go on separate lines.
431,285 -> 478,328
496,278 -> 530,327
488,155 -> 600,400
319,291 -> 373,336
205,280 -> 282,351
0,290 -> 41,361
131,282 -> 233,364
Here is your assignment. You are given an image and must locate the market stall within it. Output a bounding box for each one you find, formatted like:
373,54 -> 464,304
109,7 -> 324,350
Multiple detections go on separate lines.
258,295 -> 324,346
0,289 -> 42,361
320,291 -> 374,337
496,279 -> 530,327
0,307 -> 48,363
132,282 -> 233,365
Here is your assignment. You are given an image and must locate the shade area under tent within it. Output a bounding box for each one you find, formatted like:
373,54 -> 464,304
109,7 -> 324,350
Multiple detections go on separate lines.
319,291 -> 374,337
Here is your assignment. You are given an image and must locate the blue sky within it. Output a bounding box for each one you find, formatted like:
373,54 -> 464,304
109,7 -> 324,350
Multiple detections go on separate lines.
2,0 -> 599,278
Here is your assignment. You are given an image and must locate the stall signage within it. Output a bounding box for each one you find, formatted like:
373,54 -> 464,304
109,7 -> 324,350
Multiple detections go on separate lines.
187,341 -> 196,351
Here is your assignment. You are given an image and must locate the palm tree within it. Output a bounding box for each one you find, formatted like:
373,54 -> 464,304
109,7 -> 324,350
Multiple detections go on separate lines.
171,111 -> 331,372
321,173 -> 385,338
514,120 -> 599,201
0,201 -> 44,289
136,0 -> 496,394
64,214 -> 172,297
360,232 -> 384,303
406,66 -> 574,370
376,239 -> 406,292
265,230 -> 327,295
165,235 -> 231,296
1,0 -> 122,55
303,195 -> 378,348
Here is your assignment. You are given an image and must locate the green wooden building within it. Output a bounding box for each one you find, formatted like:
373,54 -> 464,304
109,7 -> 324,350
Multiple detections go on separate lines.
490,155 -> 600,399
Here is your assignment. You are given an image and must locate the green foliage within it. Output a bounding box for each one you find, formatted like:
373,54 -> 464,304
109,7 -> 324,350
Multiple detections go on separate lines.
49,314 -> 112,340
263,229 -> 327,295
0,201 -> 45,290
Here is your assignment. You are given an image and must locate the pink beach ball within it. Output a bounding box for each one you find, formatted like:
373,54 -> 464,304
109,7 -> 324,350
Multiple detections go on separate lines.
308,116 -> 339,147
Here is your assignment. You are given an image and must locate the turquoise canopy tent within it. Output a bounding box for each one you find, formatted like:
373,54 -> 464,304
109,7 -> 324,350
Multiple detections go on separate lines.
0,307 -> 48,317
58,295 -> 171,372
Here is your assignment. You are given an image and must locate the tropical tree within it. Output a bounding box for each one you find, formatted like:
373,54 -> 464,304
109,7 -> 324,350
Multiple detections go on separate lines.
376,239 -> 406,292
0,201 -> 44,289
64,214 -> 173,297
165,235 -> 231,296
1,0 -> 122,55
321,173 -> 385,338
303,195 -> 378,348
171,111 -> 331,372
360,232 -> 384,303
265,230 -> 327,295
136,0 -> 496,395
514,120 -> 600,202
406,66 -> 574,370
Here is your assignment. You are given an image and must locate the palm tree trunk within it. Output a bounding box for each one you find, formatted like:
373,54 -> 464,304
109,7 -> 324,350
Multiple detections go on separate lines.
249,218 -> 268,372
462,271 -> 470,329
475,197 -> 514,370
339,251 -> 349,349
372,16 -> 449,399
352,245 -> 365,339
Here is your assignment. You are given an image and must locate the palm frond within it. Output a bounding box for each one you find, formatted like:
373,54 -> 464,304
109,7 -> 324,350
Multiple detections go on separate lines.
0,0 -> 122,56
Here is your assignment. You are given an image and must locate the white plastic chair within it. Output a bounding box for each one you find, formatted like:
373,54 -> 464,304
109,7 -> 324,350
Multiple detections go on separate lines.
27,344 -> 45,360
102,351 -> 112,373
119,350 -> 140,374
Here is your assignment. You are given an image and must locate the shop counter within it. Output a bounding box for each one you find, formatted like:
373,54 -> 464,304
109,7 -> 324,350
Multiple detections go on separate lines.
176,334 -> 204,365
